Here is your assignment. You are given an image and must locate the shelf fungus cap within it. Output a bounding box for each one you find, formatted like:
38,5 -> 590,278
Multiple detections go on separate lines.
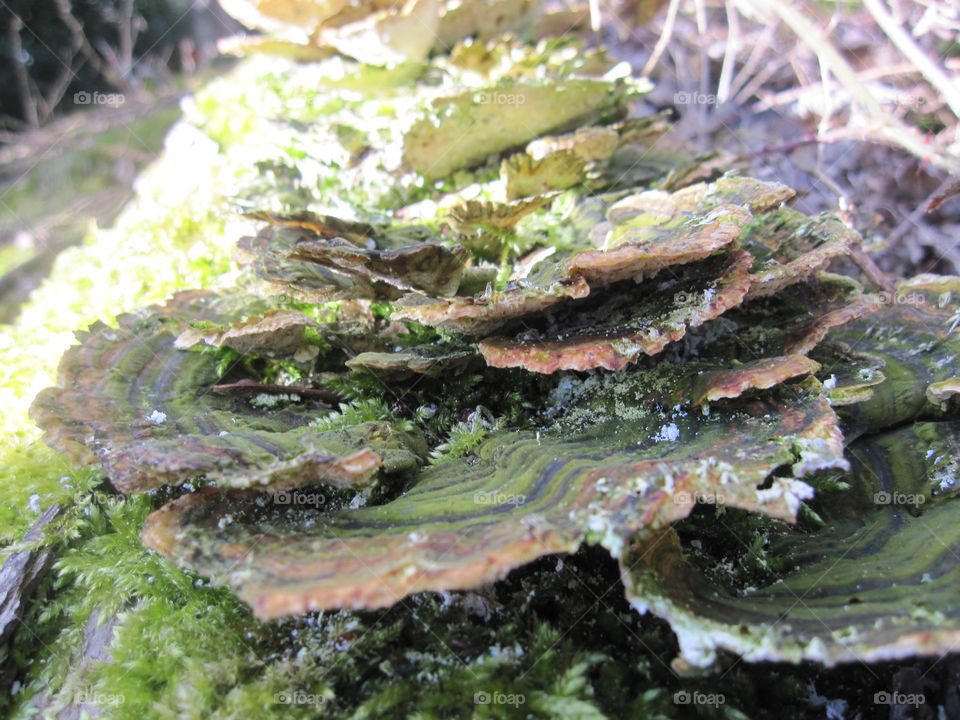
141,368 -> 846,619
30,291 -> 425,493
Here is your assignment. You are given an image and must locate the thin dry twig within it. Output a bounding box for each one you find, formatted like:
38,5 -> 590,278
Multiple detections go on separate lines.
52,0 -> 129,90
732,40 -> 794,106
726,18 -> 779,100
739,0 -> 960,174
716,1 -> 740,104
642,0 -> 681,77
589,0 -> 601,32
8,16 -> 39,128
888,174 -> 960,244
753,62 -> 926,112
862,0 -> 960,119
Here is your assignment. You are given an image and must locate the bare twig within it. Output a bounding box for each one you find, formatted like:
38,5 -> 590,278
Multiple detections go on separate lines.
52,0 -> 108,81
8,16 -> 39,128
716,1 -> 740,104
739,0 -> 960,174
117,0 -> 138,77
588,0 -> 600,33
740,0 -> 884,117
923,178 -> 960,212
642,0 -> 681,77
732,41 -> 794,106
753,62 -> 926,112
52,0 -> 128,90
862,0 -> 960,119
850,247 -> 898,291
815,25 -> 836,176
727,21 -> 779,100
39,49 -> 83,124
888,174 -> 959,244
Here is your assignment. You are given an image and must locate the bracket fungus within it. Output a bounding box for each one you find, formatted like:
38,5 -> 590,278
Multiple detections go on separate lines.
30,291 -> 425,493
621,420 -> 960,668
401,77 -> 632,181
140,369 -> 845,618
237,212 -> 471,300
27,27 -> 960,678
478,249 -> 754,373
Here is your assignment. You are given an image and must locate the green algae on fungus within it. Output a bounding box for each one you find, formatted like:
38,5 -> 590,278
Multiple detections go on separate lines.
391,177 -> 780,337
500,150 -> 587,201
621,421 -> 960,668
286,231 -> 469,298
140,368 -> 845,618
597,174 -> 795,227
739,207 -> 860,298
391,265 -> 591,335
445,192 -> 559,259
243,210 -> 377,245
842,421 -> 960,514
401,76 -> 634,181
810,346 -> 887,407
237,225 -> 403,302
576,176 -> 790,283
687,273 -> 882,365
500,117 -> 672,200
15,7 -> 960,700
928,378 -> 960,410
29,291 -> 424,493
174,308 -> 322,361
822,275 -> 960,437
568,203 -> 750,286
526,119 -> 667,164
345,347 -> 476,379
237,213 -> 471,300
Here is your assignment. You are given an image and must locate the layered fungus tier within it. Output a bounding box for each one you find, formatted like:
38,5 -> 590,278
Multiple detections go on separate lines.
24,8 -> 960,705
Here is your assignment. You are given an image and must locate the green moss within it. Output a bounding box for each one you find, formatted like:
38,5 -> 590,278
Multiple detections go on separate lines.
309,398 -> 400,432
10,497 -> 678,720
428,410 -> 500,465
0,443 -> 100,545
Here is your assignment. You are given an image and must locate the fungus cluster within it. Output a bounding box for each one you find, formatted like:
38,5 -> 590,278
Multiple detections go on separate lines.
30,4 -> 960,670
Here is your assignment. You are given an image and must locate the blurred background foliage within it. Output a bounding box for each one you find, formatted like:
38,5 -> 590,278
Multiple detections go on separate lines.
0,0 -> 233,128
